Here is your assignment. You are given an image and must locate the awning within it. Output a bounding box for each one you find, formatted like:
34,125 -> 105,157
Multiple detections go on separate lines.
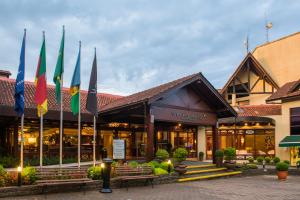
279,136 -> 300,147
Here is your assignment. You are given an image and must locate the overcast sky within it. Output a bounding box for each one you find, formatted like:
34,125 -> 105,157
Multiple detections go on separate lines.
1,0 -> 300,95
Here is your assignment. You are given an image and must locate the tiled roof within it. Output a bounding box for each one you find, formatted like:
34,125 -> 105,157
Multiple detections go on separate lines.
0,76 -> 122,114
101,73 -> 199,112
236,104 -> 281,117
266,80 -> 300,102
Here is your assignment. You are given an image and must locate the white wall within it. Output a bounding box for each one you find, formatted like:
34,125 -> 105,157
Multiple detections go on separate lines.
197,126 -> 206,159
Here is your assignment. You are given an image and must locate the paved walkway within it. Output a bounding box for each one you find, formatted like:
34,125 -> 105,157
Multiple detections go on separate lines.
6,175 -> 300,200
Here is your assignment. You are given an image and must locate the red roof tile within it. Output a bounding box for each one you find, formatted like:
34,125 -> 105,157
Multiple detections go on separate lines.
266,80 -> 300,102
0,76 -> 122,115
236,104 -> 281,117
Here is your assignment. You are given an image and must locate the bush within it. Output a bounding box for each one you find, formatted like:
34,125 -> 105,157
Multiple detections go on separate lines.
159,161 -> 174,172
215,150 -> 224,157
156,149 -> 169,160
256,156 -> 264,163
246,163 -> 258,169
0,156 -> 19,168
264,156 -> 271,164
173,148 -> 188,163
283,160 -> 290,165
128,161 -> 139,168
296,160 -> 300,167
276,162 -> 289,171
111,160 -> 119,168
148,160 -> 160,170
247,157 -> 254,163
154,168 -> 168,176
0,165 -> 7,187
199,151 -> 204,160
22,166 -> 36,184
87,166 -> 102,180
273,157 -> 280,164
224,147 -> 236,161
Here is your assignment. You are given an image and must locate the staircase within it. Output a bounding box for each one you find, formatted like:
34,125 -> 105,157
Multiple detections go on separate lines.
178,164 -> 242,182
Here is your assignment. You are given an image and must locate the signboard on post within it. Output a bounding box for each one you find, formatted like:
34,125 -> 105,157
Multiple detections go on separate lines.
113,139 -> 125,159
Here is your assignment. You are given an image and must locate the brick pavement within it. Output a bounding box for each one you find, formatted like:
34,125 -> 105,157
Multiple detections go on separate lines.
6,175 -> 300,200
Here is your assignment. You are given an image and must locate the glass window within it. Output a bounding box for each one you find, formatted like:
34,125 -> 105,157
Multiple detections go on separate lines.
291,107 -> 300,135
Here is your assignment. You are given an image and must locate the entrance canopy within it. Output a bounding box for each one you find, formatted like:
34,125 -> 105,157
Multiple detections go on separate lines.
279,135 -> 300,147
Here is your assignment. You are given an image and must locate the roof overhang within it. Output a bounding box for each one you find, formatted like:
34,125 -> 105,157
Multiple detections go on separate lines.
218,116 -> 275,125
279,135 -> 300,147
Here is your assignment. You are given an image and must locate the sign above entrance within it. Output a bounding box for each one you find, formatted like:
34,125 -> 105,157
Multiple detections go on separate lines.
151,106 -> 217,125
113,139 -> 125,159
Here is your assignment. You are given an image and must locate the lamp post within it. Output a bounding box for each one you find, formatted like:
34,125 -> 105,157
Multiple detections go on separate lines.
167,159 -> 171,175
17,166 -> 22,187
100,158 -> 112,193
263,159 -> 267,172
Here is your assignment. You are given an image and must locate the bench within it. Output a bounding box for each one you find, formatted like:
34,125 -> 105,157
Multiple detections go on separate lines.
35,167 -> 91,194
115,165 -> 157,190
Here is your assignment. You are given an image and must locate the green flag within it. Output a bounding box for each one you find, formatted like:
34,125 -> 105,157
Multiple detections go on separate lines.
53,27 -> 65,103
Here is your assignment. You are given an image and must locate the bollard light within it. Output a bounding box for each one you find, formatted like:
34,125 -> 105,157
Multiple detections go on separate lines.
297,161 -> 300,169
100,162 -> 105,179
263,160 -> 267,172
100,158 -> 113,193
17,166 -> 22,187
167,159 -> 171,175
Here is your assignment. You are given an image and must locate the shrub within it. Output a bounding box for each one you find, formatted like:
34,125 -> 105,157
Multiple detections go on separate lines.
128,161 -> 139,168
87,166 -> 102,180
199,151 -> 204,160
173,148 -> 188,163
283,160 -> 290,165
0,156 -> 19,168
154,168 -> 168,176
215,150 -> 224,157
224,147 -> 236,161
264,156 -> 271,164
296,160 -> 300,167
156,149 -> 169,160
111,161 -> 119,168
159,161 -> 174,172
22,166 -> 36,184
276,162 -> 289,171
246,163 -> 258,169
256,156 -> 264,163
0,165 -> 7,187
247,157 -> 254,163
272,157 -> 280,164
148,160 -> 160,170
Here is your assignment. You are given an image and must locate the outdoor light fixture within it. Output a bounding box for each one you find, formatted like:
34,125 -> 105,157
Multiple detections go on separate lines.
167,159 -> 171,174
100,158 -> 113,193
17,166 -> 22,187
262,160 -> 267,172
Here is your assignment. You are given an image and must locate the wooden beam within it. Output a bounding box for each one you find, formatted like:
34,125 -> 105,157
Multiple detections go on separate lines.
263,76 -> 266,92
235,77 -> 250,92
247,60 -> 251,90
250,76 -> 261,91
212,125 -> 218,164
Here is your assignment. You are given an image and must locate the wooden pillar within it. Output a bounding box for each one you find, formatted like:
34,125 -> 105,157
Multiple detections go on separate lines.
212,125 -> 218,164
13,118 -> 19,157
146,107 -> 154,161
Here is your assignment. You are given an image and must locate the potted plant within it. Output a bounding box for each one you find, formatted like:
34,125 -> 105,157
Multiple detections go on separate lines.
198,151 -> 204,161
215,150 -> 224,168
173,148 -> 188,175
276,162 -> 289,180
223,147 -> 236,170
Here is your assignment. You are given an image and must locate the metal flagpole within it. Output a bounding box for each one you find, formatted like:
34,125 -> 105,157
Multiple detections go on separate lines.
93,116 -> 96,166
20,114 -> 24,169
78,41 -> 81,168
40,109 -> 43,168
59,73 -> 63,167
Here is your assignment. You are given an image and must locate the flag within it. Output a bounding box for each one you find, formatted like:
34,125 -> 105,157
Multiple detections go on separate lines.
53,27 -> 65,103
70,44 -> 81,115
14,30 -> 26,116
34,34 -> 47,116
86,49 -> 98,116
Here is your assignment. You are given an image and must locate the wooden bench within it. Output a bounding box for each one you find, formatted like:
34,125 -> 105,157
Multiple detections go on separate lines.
115,165 -> 157,190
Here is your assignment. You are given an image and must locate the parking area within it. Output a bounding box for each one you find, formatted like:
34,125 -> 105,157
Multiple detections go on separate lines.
6,175 -> 300,200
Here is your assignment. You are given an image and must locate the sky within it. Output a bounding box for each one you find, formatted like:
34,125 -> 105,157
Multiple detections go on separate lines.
1,0 -> 300,96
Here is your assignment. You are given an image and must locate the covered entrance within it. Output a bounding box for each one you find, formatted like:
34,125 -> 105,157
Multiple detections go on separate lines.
279,135 -> 300,166
100,73 -> 236,161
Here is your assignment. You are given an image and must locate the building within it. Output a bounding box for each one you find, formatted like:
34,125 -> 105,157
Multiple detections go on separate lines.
0,70 -> 235,164
218,32 -> 300,166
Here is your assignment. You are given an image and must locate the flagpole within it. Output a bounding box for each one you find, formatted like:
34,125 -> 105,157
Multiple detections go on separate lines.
59,25 -> 65,168
40,108 -> 43,168
20,114 -> 24,169
78,41 -> 81,168
93,116 -> 96,166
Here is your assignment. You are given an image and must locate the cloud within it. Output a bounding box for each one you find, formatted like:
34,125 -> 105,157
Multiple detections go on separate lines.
0,0 -> 300,95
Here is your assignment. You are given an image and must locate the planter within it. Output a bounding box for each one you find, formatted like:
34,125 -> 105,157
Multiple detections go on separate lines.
174,164 -> 187,175
277,171 -> 288,180
198,152 -> 204,161
224,161 -> 236,170
215,157 -> 223,168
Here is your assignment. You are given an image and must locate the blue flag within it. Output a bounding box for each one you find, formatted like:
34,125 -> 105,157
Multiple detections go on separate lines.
14,30 -> 26,116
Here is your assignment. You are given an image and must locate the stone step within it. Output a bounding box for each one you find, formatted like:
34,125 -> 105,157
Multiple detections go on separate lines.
186,164 -> 216,169
185,167 -> 227,175
177,171 -> 242,182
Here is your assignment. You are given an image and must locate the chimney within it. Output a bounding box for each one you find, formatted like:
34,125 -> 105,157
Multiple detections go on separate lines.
0,70 -> 11,78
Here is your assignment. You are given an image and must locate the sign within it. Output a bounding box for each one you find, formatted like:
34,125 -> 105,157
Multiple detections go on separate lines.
113,139 -> 125,159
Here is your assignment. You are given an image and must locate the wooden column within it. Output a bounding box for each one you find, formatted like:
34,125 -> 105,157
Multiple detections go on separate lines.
146,107 -> 154,161
212,125 -> 218,164
13,118 -> 19,157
